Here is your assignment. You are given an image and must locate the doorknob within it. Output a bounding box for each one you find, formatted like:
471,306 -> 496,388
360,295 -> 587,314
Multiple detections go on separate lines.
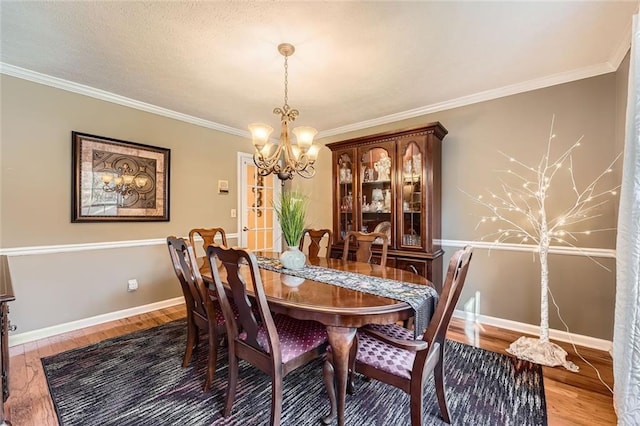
242,226 -> 249,231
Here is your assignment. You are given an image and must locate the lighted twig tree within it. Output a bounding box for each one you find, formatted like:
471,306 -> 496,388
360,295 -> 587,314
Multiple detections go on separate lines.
470,116 -> 620,372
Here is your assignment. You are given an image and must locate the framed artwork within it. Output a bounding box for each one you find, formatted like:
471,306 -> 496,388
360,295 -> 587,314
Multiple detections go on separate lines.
71,132 -> 170,222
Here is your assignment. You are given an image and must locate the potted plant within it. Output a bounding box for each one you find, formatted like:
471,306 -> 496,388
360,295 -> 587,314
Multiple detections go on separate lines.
273,190 -> 308,270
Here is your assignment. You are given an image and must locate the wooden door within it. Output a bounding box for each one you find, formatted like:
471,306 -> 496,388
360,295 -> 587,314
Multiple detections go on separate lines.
238,154 -> 281,251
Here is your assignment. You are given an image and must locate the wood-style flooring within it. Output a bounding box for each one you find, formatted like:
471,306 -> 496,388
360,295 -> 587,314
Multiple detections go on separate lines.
6,304 -> 616,425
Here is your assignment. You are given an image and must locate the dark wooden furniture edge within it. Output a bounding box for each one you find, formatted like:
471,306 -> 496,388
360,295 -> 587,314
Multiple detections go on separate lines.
0,256 -> 15,425
325,123 -> 448,150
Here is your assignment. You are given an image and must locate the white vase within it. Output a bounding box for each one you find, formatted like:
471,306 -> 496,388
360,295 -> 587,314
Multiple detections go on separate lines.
280,246 -> 306,270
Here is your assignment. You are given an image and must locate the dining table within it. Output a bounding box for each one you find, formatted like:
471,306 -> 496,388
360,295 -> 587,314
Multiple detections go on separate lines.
199,252 -> 434,426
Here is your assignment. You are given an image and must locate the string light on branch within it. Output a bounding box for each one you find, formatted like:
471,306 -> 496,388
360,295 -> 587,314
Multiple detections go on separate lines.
462,115 -> 621,372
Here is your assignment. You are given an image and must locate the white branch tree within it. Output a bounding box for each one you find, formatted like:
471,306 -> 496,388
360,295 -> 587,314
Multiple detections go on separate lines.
470,116 -> 620,371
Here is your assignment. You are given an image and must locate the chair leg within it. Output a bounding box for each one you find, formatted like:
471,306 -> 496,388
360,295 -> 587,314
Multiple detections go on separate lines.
347,335 -> 358,394
183,319 -> 197,367
271,374 -> 283,426
409,388 -> 424,426
434,354 -> 451,423
321,358 -> 337,425
223,354 -> 238,417
204,331 -> 218,391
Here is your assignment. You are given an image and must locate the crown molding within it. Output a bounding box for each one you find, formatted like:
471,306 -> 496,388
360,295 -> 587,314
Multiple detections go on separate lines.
318,62 -> 617,138
608,17 -> 633,70
1,61 -> 619,142
0,62 -> 249,138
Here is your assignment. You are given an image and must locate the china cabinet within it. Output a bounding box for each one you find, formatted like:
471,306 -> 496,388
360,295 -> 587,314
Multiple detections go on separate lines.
327,123 -> 447,290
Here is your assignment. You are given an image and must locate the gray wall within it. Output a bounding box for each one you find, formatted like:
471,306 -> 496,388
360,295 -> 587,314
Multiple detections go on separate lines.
1,75 -> 249,333
300,69 -> 625,340
1,57 -> 627,339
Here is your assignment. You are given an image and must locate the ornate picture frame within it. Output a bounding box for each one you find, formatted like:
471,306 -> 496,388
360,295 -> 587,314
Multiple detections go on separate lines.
71,132 -> 170,222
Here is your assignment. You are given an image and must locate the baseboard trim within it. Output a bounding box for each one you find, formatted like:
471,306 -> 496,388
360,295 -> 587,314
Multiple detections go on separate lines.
453,309 -> 612,352
8,297 -> 611,352
8,297 -> 185,347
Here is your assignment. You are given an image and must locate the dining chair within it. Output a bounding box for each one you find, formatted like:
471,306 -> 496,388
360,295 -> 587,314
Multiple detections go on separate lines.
207,244 -> 329,425
323,245 -> 473,425
166,236 -> 229,392
342,230 -> 388,267
189,227 -> 228,255
298,228 -> 333,260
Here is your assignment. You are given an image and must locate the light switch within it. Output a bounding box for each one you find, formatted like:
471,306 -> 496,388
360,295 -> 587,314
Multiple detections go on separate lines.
218,180 -> 229,194
231,209 -> 237,218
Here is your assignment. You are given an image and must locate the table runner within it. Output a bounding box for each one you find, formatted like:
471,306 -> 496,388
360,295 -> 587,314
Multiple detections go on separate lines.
256,256 -> 438,338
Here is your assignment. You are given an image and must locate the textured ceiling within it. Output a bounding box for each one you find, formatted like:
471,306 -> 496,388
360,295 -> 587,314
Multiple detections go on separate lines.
0,1 -> 637,138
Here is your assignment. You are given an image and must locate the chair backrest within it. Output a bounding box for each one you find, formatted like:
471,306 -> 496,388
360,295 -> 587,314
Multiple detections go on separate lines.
423,245 -> 473,347
167,236 -> 216,323
298,228 -> 333,260
342,231 -> 388,267
206,244 -> 282,362
189,228 -> 228,255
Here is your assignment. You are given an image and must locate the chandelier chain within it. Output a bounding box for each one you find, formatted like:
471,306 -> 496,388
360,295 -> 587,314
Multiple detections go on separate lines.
283,55 -> 289,109
249,42 -> 317,181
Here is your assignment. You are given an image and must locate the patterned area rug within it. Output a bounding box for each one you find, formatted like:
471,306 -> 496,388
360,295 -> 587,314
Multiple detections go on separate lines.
42,320 -> 547,426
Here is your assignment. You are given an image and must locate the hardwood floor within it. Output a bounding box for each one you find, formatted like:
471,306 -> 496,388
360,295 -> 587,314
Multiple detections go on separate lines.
5,305 -> 615,425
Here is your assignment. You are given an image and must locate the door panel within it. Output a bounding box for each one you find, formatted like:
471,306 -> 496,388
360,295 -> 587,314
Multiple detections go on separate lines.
239,154 -> 281,251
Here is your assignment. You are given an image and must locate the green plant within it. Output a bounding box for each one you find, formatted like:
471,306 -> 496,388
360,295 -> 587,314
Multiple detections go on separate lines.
273,190 -> 308,247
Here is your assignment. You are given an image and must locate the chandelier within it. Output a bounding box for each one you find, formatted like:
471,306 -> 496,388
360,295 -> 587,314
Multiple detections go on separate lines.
249,43 -> 319,181
101,162 -> 149,200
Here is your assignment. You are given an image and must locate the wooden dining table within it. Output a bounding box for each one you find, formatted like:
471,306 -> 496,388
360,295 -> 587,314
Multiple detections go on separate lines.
200,253 -> 431,426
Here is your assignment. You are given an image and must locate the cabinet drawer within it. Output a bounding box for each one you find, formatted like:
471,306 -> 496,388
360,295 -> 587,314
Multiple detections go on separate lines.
394,257 -> 427,277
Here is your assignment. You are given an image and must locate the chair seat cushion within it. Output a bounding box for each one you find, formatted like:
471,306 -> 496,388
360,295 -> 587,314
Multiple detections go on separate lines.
242,315 -> 327,363
211,300 -> 228,326
356,323 -> 417,380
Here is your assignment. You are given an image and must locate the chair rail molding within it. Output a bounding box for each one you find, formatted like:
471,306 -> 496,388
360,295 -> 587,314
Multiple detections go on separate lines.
437,239 -> 615,259
0,236 -> 612,258
0,234 -> 239,257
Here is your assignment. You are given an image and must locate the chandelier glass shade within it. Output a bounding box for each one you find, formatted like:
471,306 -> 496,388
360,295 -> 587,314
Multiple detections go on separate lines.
249,43 -> 319,181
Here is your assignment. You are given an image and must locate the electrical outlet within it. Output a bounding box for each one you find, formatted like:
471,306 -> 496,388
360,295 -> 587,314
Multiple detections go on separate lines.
127,279 -> 139,292
231,209 -> 237,218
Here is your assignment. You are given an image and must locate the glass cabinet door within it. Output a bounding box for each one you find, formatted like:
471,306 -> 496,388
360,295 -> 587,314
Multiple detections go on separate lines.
400,141 -> 423,248
337,152 -> 354,241
359,146 -> 393,243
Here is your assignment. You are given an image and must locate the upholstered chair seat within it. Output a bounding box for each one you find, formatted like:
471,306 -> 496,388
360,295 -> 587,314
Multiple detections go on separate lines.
244,314 -> 328,362
355,323 -> 420,379
167,236 -> 231,392
207,244 -> 328,425
323,246 -> 474,425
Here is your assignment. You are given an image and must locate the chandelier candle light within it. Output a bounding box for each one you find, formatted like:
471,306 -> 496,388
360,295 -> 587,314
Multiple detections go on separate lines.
249,43 -> 319,181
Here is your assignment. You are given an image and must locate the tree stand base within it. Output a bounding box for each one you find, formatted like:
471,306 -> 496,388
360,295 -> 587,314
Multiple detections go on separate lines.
506,336 -> 579,372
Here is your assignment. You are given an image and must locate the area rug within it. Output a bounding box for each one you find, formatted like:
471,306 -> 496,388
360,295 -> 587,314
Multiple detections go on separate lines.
42,320 -> 547,426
